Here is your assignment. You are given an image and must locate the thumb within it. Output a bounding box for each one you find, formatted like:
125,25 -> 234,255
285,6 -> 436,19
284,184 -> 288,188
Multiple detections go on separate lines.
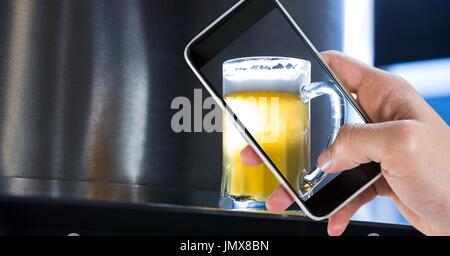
317,121 -> 413,173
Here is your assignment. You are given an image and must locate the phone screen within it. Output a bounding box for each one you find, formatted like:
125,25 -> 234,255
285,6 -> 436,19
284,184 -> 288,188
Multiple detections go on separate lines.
188,0 -> 380,216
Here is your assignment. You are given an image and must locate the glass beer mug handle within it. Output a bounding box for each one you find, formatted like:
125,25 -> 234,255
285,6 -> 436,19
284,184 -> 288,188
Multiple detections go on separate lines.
298,80 -> 346,200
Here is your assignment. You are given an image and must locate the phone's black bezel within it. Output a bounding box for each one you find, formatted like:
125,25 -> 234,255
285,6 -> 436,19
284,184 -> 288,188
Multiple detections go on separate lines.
185,0 -> 381,218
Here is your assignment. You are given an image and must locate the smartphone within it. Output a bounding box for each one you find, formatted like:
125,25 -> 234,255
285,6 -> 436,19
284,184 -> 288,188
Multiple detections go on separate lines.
184,0 -> 381,220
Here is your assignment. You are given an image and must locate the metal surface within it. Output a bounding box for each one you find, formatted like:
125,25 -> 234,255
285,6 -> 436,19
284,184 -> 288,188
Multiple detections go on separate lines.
0,176 -> 412,229
0,190 -> 419,235
0,0 -> 343,190
0,176 -> 219,208
0,175 -> 411,227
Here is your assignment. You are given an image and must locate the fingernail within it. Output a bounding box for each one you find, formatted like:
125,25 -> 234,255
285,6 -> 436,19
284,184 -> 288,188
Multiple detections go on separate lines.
328,220 -> 346,236
327,211 -> 349,236
318,150 -> 332,172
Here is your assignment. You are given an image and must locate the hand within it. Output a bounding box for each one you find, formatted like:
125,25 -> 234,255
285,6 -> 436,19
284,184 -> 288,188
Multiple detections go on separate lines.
240,51 -> 450,236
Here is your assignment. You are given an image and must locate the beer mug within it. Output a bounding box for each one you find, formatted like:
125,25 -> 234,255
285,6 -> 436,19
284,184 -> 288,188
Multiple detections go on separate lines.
220,57 -> 345,210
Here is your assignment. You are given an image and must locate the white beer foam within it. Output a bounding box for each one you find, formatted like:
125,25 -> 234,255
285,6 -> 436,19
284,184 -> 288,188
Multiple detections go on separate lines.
223,57 -> 311,95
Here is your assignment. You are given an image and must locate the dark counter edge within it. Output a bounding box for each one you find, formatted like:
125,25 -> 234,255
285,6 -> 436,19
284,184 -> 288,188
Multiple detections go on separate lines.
0,194 -> 420,236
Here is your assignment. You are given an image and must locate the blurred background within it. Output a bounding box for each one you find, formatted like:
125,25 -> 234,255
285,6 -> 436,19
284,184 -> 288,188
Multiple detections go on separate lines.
344,0 -> 450,225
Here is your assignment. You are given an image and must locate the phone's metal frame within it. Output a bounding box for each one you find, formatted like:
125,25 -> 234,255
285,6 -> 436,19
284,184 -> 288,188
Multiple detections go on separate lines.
184,0 -> 382,220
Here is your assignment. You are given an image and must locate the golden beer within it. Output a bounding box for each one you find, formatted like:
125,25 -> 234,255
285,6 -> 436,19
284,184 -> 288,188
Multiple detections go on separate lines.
223,91 -> 307,202
220,56 -> 316,209
220,57 -> 345,208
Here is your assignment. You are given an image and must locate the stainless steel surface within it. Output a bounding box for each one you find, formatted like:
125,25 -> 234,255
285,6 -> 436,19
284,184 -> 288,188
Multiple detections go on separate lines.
0,176 -> 412,227
0,0 -> 344,190
0,179 -> 417,236
0,176 -> 219,208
